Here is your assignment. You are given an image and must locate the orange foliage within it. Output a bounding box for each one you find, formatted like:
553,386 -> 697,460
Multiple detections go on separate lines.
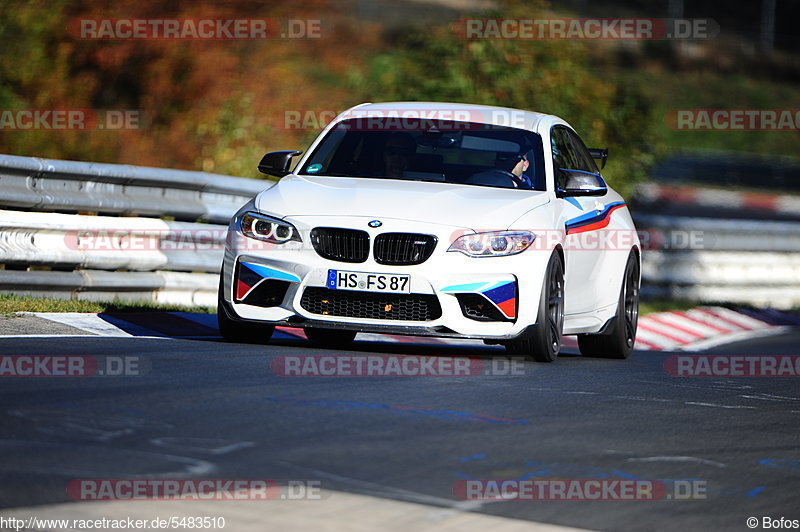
0,0 -> 373,177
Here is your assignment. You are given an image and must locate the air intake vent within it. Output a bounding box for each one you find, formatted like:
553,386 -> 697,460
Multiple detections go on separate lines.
300,287 -> 442,321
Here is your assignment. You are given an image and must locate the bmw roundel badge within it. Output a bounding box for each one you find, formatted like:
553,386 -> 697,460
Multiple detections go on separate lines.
368,220 -> 382,228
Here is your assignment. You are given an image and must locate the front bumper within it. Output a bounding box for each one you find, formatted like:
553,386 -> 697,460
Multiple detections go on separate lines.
221,215 -> 553,340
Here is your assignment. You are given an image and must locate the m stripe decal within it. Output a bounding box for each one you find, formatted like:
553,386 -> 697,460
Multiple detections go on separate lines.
565,201 -> 626,235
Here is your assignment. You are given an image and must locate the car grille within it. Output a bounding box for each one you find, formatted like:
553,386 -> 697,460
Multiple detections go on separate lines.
300,287 -> 442,321
310,228 -> 370,263
374,233 -> 437,265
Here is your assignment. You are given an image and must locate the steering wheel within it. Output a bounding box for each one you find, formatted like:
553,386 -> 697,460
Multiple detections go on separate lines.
466,169 -> 520,189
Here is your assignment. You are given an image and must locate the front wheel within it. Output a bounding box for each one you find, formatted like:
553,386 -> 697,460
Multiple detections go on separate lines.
217,278 -> 274,344
578,251 -> 640,359
505,252 -> 564,362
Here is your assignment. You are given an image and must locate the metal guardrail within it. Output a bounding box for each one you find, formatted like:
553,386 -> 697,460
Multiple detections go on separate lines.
0,154 -> 265,224
634,214 -> 800,309
0,209 -> 224,273
0,269 -> 219,307
0,155 -> 269,307
634,214 -> 800,252
1,154 -> 799,309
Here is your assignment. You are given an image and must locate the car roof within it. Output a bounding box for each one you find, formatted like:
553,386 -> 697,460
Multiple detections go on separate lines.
336,102 -> 567,132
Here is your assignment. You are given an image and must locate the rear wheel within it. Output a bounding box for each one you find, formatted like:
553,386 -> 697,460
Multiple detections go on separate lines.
505,252 -> 564,363
578,251 -> 639,359
304,328 -> 357,348
217,278 -> 274,344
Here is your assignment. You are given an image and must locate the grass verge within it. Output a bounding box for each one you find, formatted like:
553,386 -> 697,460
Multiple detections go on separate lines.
0,294 -> 215,316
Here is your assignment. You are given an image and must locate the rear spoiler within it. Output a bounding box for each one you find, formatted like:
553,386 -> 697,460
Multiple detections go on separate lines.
588,148 -> 608,169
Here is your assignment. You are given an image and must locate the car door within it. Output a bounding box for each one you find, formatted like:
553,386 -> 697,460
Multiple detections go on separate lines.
551,125 -> 607,316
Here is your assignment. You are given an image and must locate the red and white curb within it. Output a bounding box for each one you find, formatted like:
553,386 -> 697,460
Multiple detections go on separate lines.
7,306 -> 796,352
623,306 -> 793,351
635,183 -> 800,216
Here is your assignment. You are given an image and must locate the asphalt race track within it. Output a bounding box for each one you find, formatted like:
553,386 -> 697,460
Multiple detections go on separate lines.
0,317 -> 798,531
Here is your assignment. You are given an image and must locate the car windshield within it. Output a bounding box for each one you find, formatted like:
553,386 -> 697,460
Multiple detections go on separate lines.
298,118 -> 546,190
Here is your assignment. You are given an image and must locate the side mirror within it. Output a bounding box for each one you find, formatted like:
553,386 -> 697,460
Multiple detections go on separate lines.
588,148 -> 608,169
258,150 -> 303,177
556,169 -> 608,197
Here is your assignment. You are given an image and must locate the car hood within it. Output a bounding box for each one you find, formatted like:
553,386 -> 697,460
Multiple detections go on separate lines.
255,175 -> 550,230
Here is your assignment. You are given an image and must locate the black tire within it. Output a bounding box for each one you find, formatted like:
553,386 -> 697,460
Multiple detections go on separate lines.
505,252 -> 564,362
217,278 -> 274,344
578,251 -> 640,359
304,327 -> 357,348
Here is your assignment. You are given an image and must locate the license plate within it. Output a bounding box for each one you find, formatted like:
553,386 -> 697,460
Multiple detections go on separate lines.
327,269 -> 411,293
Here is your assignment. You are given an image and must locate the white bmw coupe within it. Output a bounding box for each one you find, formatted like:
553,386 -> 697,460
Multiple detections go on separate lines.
218,102 -> 640,362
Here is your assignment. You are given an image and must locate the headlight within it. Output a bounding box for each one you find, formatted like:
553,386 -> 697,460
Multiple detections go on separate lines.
448,231 -> 534,257
239,212 -> 301,243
